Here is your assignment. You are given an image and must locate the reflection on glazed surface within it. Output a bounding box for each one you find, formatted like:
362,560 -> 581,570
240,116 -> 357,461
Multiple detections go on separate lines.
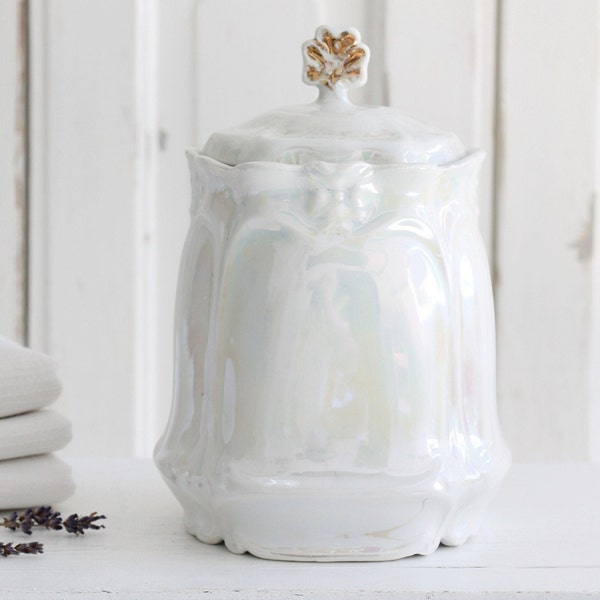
155,151 -> 510,561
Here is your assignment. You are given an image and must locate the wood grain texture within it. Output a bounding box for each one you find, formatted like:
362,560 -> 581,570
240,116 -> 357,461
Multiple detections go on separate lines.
28,0 -> 140,456
587,6 -> 600,462
0,0 -> 27,343
194,0 -> 320,146
494,0 -> 600,460
0,459 -> 598,598
150,0 -> 201,457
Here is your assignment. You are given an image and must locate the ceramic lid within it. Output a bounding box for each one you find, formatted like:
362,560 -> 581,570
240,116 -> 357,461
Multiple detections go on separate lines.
201,26 -> 467,167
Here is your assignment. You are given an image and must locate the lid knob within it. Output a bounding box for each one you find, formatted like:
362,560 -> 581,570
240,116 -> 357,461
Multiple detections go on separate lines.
302,26 -> 370,101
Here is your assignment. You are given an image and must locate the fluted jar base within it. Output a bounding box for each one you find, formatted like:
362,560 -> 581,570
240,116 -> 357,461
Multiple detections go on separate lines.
158,458 -> 509,562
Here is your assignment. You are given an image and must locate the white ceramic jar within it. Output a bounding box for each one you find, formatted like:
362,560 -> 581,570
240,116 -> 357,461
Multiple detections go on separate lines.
155,26 -> 510,561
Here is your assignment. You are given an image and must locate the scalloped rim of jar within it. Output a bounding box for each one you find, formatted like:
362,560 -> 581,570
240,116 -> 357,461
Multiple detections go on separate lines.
186,147 -> 485,173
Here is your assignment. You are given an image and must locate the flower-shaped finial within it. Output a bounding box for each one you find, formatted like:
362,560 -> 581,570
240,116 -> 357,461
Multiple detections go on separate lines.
302,26 -> 370,95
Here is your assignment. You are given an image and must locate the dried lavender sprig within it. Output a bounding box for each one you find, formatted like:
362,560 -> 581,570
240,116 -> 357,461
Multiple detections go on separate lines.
2,506 -> 60,535
62,512 -> 106,535
1,506 -> 106,535
0,541 -> 44,557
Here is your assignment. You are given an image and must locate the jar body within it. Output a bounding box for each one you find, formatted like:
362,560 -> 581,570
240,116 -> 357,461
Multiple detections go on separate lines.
154,152 -> 510,561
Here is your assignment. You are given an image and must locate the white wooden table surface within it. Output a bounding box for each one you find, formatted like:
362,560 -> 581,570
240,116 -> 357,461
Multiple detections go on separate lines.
1,459 -> 598,599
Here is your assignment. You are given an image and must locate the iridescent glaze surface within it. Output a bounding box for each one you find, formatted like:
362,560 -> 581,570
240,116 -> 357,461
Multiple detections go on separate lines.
154,149 -> 510,561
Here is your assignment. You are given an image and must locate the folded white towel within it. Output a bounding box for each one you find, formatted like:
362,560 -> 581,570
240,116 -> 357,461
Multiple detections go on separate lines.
0,410 -> 72,461
0,336 -> 62,418
0,454 -> 75,509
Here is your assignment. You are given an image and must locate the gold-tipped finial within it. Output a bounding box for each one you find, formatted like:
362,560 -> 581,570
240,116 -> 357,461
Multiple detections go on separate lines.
302,26 -> 370,91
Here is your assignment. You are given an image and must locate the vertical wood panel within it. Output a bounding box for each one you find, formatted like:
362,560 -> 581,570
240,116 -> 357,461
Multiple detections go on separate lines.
133,0 -> 159,457
0,0 -> 27,343
151,0 -> 207,456
591,34 -> 600,460
495,0 -> 600,459
384,0 -> 498,256
29,0 -> 141,456
591,179 -> 600,460
194,0 -> 320,147
590,133 -> 600,460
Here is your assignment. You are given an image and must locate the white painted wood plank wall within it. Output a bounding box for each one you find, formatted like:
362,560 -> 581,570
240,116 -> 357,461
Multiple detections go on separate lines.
4,0 -> 598,460
0,0 -> 27,344
29,0 -> 142,456
495,0 -> 600,460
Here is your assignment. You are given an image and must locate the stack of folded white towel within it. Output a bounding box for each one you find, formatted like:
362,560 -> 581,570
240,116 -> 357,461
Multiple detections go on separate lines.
0,336 -> 75,509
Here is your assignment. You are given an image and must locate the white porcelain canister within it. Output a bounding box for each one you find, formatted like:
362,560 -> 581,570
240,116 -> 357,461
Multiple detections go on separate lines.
155,26 -> 510,561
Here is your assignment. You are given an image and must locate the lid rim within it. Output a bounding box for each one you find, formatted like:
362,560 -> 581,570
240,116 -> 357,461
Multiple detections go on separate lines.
199,25 -> 468,168
187,148 -> 484,172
